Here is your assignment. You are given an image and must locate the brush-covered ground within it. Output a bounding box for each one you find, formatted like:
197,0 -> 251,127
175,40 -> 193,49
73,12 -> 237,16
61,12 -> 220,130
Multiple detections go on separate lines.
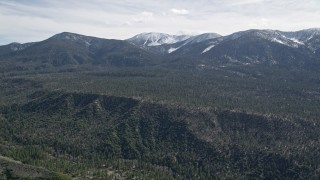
0,65 -> 319,179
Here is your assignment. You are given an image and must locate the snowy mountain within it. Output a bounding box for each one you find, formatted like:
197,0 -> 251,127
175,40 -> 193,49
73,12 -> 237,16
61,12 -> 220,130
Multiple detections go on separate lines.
183,33 -> 221,44
226,29 -> 305,48
134,32 -> 221,54
127,32 -> 191,47
167,29 -> 318,68
174,29 -> 319,57
281,28 -> 320,42
166,33 -> 222,53
223,29 -> 320,51
281,28 -> 320,51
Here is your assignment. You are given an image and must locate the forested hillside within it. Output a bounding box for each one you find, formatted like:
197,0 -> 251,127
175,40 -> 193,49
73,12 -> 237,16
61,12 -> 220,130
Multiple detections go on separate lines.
1,91 -> 319,179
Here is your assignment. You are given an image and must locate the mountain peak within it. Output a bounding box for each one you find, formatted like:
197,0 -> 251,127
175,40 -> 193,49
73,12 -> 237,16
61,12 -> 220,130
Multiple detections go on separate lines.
50,32 -> 85,40
49,32 -> 99,47
138,32 -> 170,36
127,32 -> 192,47
183,33 -> 221,44
226,29 -> 307,48
279,28 -> 320,46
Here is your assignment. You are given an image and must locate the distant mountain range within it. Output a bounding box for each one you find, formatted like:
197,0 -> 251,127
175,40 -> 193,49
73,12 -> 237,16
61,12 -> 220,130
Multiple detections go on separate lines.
1,28 -> 320,71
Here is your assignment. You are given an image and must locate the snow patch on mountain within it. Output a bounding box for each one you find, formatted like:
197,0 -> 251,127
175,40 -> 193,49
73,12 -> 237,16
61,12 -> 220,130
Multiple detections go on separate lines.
307,35 -> 314,41
272,38 -> 287,45
9,42 -> 34,51
168,47 -> 179,53
202,44 -> 216,54
288,38 -> 304,45
271,37 -> 300,48
84,41 -> 91,47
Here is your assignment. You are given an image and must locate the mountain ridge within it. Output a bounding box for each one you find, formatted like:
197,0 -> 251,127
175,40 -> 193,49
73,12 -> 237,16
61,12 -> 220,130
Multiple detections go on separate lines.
1,28 -> 320,71
126,32 -> 192,47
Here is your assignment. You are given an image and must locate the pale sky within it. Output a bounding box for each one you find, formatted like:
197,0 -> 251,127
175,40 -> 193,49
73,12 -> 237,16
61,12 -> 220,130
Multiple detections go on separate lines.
0,0 -> 320,45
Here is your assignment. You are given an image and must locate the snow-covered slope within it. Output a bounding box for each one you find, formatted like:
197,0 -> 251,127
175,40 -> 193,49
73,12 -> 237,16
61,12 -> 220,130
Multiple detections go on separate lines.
281,28 -> 320,42
167,28 -> 318,67
228,30 -> 304,48
183,33 -> 221,45
135,32 -> 221,54
281,28 -> 320,51
127,32 -> 191,47
166,33 -> 221,54
223,29 -> 320,52
134,29 -> 320,57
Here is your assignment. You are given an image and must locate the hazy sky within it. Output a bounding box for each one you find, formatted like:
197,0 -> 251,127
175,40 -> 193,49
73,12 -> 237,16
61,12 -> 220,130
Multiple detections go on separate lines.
0,0 -> 320,45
